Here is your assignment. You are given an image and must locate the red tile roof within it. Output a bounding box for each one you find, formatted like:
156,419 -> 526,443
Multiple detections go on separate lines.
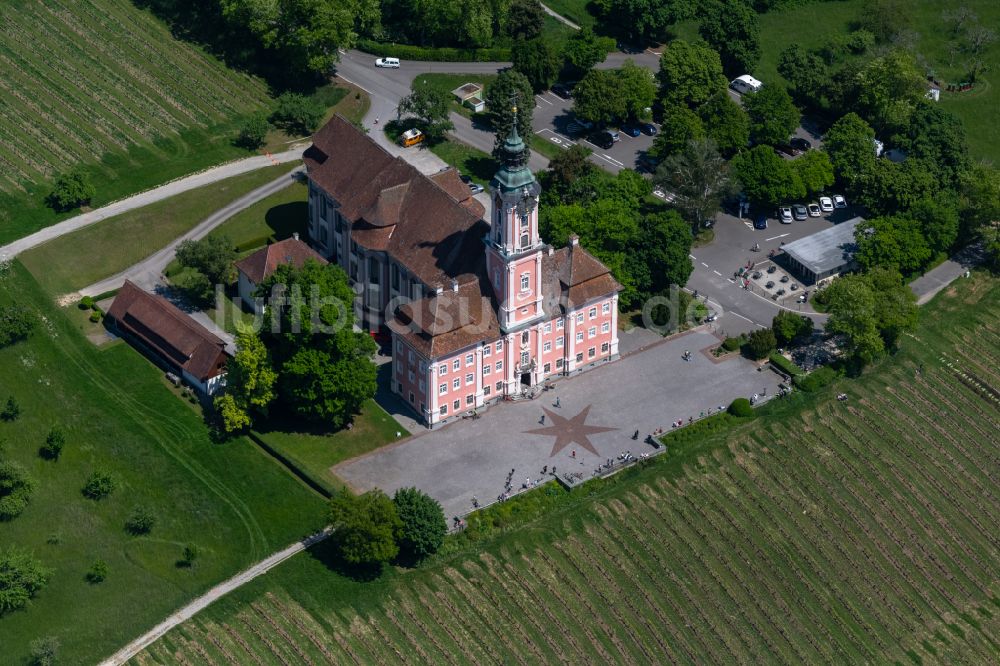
234,237 -> 327,285
305,116 -> 487,287
107,281 -> 229,381
390,273 -> 500,358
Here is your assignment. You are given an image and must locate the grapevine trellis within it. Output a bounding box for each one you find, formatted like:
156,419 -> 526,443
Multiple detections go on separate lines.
0,0 -> 270,194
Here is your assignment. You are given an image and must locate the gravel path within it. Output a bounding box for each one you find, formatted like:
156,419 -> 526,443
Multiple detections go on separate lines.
0,148 -> 306,262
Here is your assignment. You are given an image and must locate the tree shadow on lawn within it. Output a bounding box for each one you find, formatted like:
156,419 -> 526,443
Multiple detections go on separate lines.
305,535 -> 386,582
263,201 -> 307,240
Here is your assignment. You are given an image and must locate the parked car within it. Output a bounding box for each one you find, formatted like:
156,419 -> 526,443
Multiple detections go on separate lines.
639,122 -> 658,136
752,271 -> 763,279
589,130 -> 615,149
620,123 -> 642,137
730,74 -> 763,94
776,288 -> 786,297
551,83 -> 573,99
375,57 -> 400,68
765,281 -> 775,289
775,144 -> 798,157
767,265 -> 777,274
780,275 -> 790,283
459,174 -> 485,194
636,154 -> 659,174
790,284 -> 799,291
792,203 -> 808,221
790,137 -> 812,152
807,203 -> 822,217
567,117 -> 595,136
399,128 -> 424,147
819,196 -> 834,212
753,213 -> 767,230
833,194 -> 847,208
778,206 -> 793,224
607,129 -> 621,142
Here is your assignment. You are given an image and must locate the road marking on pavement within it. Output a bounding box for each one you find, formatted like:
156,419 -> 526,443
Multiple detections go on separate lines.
535,128 -> 575,149
598,153 -> 625,167
701,262 -> 709,268
535,94 -> 553,105
713,270 -> 722,276
731,312 -> 754,323
765,233 -> 790,241
334,74 -> 373,96
689,254 -> 697,260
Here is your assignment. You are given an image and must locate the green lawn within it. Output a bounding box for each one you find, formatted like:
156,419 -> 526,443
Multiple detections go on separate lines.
252,400 -> 407,495
411,73 -> 497,119
428,139 -> 500,186
18,165 -> 296,296
207,179 -> 308,252
139,270 -> 1000,665
540,0 -> 597,28
0,261 -> 326,666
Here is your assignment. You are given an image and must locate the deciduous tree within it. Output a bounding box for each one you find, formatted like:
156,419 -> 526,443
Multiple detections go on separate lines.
215,325 -> 278,432
742,85 -> 799,146
772,310 -> 812,346
823,112 -> 877,194
507,0 -> 544,40
393,487 -> 447,562
260,260 -> 377,428
0,548 -> 51,615
657,39 -> 727,108
328,489 -> 402,569
854,215 -> 932,275
746,327 -> 776,359
398,87 -> 454,140
48,170 -> 96,212
731,145 -> 804,206
794,150 -> 835,198
654,138 -> 735,234
563,27 -> 615,76
270,92 -> 325,135
220,0 -> 371,74
697,92 -> 749,157
0,461 -> 35,520
699,0 -> 760,76
650,105 -> 704,158
237,112 -> 270,149
572,69 -> 623,125
512,38 -> 560,92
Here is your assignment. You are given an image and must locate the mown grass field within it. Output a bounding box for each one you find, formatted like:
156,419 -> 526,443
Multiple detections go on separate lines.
0,261 -> 326,665
133,273 -> 1000,664
0,0 -> 276,239
19,166 -> 296,297
252,399 -> 408,495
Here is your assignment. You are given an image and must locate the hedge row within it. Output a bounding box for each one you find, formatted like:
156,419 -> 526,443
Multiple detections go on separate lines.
769,352 -> 804,377
793,365 -> 839,392
356,39 -> 511,63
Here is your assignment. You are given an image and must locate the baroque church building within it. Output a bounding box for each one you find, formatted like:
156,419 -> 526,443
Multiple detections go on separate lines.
304,115 -> 620,426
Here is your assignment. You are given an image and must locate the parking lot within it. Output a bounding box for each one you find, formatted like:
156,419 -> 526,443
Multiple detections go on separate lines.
687,199 -> 862,335
532,90 -> 658,174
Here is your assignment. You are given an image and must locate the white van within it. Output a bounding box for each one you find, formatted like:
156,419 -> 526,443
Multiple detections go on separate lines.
375,57 -> 400,68
730,75 -> 762,95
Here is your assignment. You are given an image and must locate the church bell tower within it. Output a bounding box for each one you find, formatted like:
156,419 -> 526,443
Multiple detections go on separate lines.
485,108 -> 544,333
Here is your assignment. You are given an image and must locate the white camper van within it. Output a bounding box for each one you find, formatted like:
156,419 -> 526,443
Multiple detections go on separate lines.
730,75 -> 763,95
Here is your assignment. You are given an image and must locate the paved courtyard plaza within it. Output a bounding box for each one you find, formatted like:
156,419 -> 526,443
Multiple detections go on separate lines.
336,328 -> 782,519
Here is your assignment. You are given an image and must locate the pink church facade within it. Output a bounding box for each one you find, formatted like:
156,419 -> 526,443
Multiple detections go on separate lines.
303,114 -> 620,428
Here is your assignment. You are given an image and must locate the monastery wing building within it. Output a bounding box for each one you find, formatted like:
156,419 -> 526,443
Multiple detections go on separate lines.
304,115 -> 620,427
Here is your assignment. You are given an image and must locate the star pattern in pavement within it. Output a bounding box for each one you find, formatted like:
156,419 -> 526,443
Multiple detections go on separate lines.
524,405 -> 617,457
